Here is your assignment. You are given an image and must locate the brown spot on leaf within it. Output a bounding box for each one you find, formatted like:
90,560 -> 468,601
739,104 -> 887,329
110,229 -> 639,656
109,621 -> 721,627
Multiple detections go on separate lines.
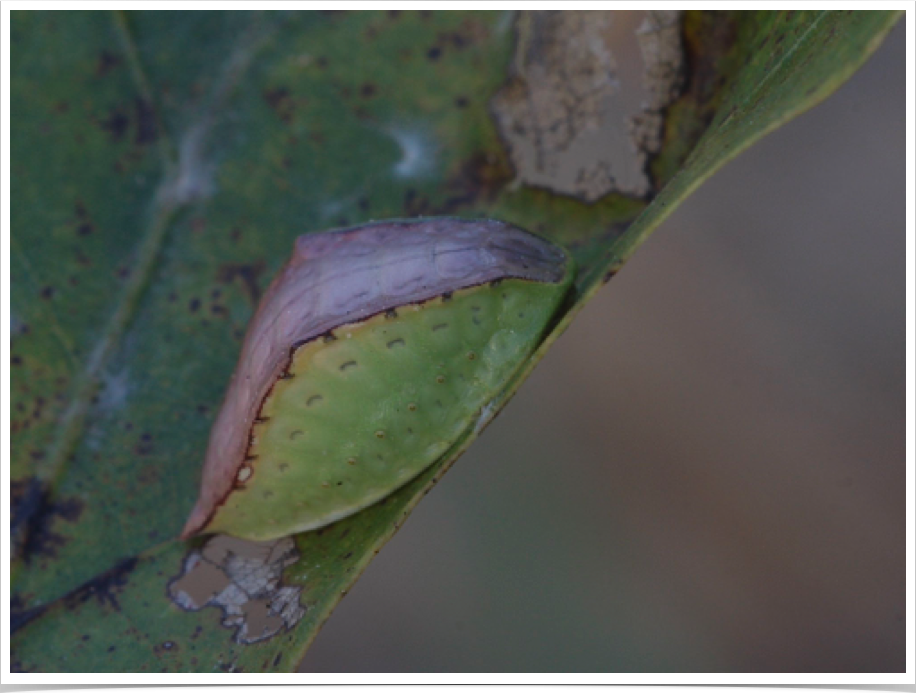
136,432 -> 154,456
100,108 -> 129,142
263,87 -> 295,123
441,151 -> 513,212
75,249 -> 92,267
403,188 -> 431,216
134,98 -> 158,145
217,262 -> 265,305
154,640 -> 178,655
96,50 -> 122,77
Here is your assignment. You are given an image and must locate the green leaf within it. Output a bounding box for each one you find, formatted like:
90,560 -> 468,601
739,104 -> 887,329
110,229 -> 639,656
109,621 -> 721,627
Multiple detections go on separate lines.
10,10 -> 900,672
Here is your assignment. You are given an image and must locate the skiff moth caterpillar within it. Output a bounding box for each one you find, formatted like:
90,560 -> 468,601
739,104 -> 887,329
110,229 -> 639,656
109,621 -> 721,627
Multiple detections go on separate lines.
181,218 -> 574,541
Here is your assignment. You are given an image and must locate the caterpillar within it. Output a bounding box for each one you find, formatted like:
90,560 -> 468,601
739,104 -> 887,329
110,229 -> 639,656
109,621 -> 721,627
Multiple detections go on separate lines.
181,217 -> 574,541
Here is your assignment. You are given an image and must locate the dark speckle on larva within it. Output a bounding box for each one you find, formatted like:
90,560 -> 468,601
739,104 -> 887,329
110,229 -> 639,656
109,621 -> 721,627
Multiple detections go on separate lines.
181,217 -> 574,541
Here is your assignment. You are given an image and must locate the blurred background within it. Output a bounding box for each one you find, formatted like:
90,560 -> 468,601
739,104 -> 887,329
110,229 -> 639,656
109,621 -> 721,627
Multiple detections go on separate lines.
302,22 -> 905,672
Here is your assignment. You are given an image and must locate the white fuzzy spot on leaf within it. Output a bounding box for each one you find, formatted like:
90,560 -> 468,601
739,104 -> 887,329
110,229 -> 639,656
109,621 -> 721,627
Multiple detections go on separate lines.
387,126 -> 436,180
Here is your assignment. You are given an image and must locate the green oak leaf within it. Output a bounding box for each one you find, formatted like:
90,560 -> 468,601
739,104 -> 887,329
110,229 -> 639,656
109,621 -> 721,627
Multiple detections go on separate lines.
10,9 -> 900,673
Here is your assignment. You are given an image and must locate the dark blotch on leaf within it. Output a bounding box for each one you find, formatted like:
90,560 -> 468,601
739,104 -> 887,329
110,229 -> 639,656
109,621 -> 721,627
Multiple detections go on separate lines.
100,109 -> 129,142
11,477 -> 85,564
217,262 -> 266,305
96,49 -> 121,77
439,152 -> 513,213
65,556 -> 139,613
263,87 -> 295,124
403,188 -> 431,216
134,98 -> 158,145
10,594 -> 47,634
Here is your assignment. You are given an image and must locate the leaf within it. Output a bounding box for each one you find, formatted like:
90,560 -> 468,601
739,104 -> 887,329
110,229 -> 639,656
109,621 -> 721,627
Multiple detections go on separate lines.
10,10 -> 900,672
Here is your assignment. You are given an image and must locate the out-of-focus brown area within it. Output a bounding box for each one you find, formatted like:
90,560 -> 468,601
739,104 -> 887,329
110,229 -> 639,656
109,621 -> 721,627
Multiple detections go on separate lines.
302,22 -> 905,672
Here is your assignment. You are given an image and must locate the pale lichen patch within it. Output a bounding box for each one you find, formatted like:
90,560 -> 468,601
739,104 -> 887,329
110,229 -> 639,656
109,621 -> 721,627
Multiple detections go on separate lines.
387,126 -> 437,180
491,10 -> 684,201
168,535 -> 305,645
99,367 -> 131,412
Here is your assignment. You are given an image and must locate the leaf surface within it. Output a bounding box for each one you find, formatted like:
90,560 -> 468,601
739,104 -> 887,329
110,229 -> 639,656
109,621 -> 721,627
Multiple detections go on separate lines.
10,9 -> 900,672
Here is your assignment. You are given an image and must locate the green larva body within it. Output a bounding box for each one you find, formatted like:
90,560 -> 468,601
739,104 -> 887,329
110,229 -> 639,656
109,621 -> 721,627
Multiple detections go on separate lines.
181,218 -> 574,541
